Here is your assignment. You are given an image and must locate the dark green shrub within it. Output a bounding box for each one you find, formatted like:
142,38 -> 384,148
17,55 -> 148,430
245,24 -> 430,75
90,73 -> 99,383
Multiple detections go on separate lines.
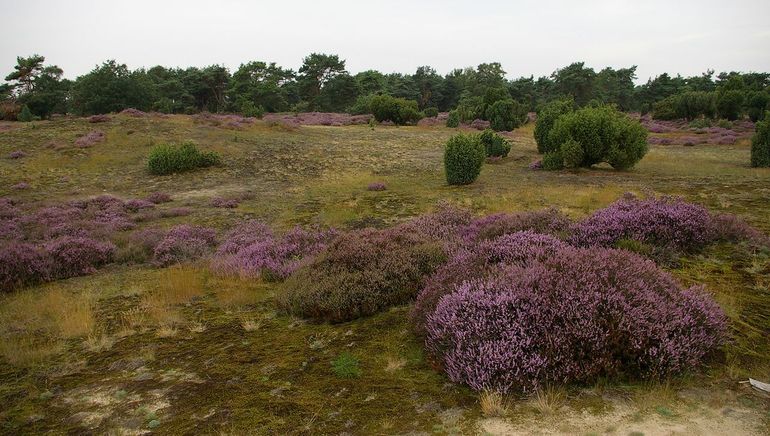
455,96 -> 484,122
652,96 -> 679,120
560,139 -> 584,168
424,107 -> 439,117
653,92 -> 715,120
688,118 -> 711,129
17,105 -> 34,122
547,105 -> 648,170
444,133 -> 486,185
752,112 -> 770,167
487,99 -> 527,131
446,110 -> 460,128
747,92 -> 770,122
541,151 -> 564,170
717,119 -> 733,129
478,129 -> 511,158
148,141 -> 221,175
534,99 -> 573,153
239,101 -> 264,118
348,94 -> 376,115
369,95 -> 423,125
716,90 -> 744,121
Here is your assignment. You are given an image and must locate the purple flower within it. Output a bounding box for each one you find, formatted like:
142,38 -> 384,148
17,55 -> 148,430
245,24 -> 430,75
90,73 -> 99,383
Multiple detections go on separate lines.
145,192 -> 172,204
7,150 -> 27,159
75,130 -> 106,148
367,182 -> 387,191
153,224 -> 218,266
210,197 -> 240,208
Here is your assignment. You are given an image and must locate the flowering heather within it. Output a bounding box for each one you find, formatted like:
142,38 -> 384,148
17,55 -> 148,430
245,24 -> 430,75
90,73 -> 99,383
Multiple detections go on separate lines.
528,160 -> 543,170
124,199 -> 156,211
461,208 -> 570,242
213,224 -> 337,280
568,195 -> 716,251
0,242 -> 50,292
87,114 -> 111,123
152,224 -> 217,266
425,246 -> 727,393
210,197 -> 240,208
75,130 -> 106,148
11,182 -> 30,190
145,192 -> 172,204
367,182 -> 387,191
262,112 -> 372,126
412,231 -> 570,336
44,236 -> 116,278
711,213 -> 770,247
7,150 -> 26,159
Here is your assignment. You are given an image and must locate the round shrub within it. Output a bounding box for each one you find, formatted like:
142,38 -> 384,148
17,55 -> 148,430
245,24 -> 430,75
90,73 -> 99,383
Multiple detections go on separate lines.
534,99 -> 573,153
478,129 -> 511,158
568,195 -> 716,251
44,236 -> 116,279
424,107 -> 439,118
547,105 -> 648,170
486,99 -> 526,132
369,95 -> 423,125
444,134 -> 485,185
715,90 -> 744,121
148,141 -> 221,175
424,245 -> 727,393
560,139 -> 584,168
751,112 -> 770,167
446,110 -> 460,128
278,227 -> 446,323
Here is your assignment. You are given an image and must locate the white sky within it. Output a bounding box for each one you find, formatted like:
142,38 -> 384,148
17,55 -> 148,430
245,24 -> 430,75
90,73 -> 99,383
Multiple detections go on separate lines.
1,0 -> 769,84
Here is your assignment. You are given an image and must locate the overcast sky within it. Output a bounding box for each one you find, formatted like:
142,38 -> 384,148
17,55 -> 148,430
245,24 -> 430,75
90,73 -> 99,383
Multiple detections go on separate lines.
1,0 -> 769,83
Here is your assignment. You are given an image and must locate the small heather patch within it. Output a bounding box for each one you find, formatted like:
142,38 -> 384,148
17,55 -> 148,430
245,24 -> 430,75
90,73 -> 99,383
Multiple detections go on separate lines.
153,225 -> 218,267
87,114 -> 111,123
119,108 -> 146,117
210,197 -> 240,208
124,199 -> 156,212
11,182 -> 30,190
43,236 -> 116,279
75,130 -> 106,148
7,150 -> 26,159
145,192 -> 172,204
528,160 -> 543,170
367,182 -> 387,191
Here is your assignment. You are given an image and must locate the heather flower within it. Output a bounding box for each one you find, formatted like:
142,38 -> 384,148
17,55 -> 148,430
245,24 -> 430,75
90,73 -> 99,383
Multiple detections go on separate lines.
75,130 -> 106,148
528,160 -> 543,170
7,150 -> 26,159
119,108 -> 146,117
0,242 -> 51,291
145,192 -> 172,204
461,208 -> 570,242
568,195 -> 716,251
44,236 -> 116,278
425,246 -> 727,394
153,224 -> 217,266
124,199 -> 156,211
210,197 -> 240,208
87,114 -> 111,123
367,182 -> 387,191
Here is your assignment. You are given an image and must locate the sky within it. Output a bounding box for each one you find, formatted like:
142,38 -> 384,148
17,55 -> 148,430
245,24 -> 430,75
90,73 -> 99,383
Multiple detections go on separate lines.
1,0 -> 769,84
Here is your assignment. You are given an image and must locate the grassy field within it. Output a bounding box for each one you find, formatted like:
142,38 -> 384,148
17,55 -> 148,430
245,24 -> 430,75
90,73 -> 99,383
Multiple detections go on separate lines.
1,114 -> 769,435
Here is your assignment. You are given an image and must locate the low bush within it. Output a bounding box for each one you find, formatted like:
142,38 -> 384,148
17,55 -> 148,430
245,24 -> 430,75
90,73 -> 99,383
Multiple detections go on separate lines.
534,99 -> 573,153
568,194 -> 716,251
751,112 -> 770,167
366,182 -> 387,191
147,141 -> 221,175
446,110 -> 460,128
424,245 -> 727,393
444,134 -> 485,185
277,227 -> 446,323
478,129 -> 511,158
44,236 -> 116,278
486,99 -> 527,132
17,105 -> 34,122
153,225 -> 218,266
547,105 -> 648,170
0,242 -> 50,291
461,208 -> 570,243
369,95 -> 423,125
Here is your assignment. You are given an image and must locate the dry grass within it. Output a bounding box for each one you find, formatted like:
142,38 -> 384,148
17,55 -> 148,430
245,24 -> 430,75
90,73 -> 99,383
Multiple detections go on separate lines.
384,356 -> 407,372
531,385 -> 566,415
156,325 -> 178,338
479,390 -> 509,417
188,321 -> 206,333
140,265 -> 205,327
83,331 -> 115,352
241,317 -> 261,332
210,276 -> 267,308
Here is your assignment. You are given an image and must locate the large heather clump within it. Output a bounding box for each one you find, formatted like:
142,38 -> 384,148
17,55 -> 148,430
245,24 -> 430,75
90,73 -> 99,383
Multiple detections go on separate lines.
43,236 -> 116,278
0,242 -> 51,292
277,226 -> 446,323
412,231 -> 569,335
424,245 -> 727,394
212,221 -> 337,280
461,208 -> 570,242
152,225 -> 218,266
569,194 -> 716,251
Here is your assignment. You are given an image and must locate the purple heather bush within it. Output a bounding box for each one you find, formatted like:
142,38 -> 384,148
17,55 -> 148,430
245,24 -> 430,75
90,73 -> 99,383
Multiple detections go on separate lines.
11,182 -> 30,190
367,182 -> 387,191
424,245 -> 727,393
119,108 -> 146,117
213,223 -> 337,280
7,150 -> 27,159
75,130 -> 106,148
152,224 -> 217,266
44,236 -> 116,278
528,160 -> 543,170
210,196 -> 240,208
461,208 -> 570,242
0,242 -> 51,292
569,195 -> 717,251
146,191 -> 172,204
124,198 -> 156,212
87,114 -> 111,123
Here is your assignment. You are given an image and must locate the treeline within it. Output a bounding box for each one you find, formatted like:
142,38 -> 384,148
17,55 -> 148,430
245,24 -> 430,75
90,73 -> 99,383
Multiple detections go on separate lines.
2,53 -> 769,122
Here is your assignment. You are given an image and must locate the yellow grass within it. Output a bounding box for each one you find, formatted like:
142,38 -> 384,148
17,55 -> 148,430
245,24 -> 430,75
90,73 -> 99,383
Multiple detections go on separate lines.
479,390 -> 509,417
140,265 -> 205,326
